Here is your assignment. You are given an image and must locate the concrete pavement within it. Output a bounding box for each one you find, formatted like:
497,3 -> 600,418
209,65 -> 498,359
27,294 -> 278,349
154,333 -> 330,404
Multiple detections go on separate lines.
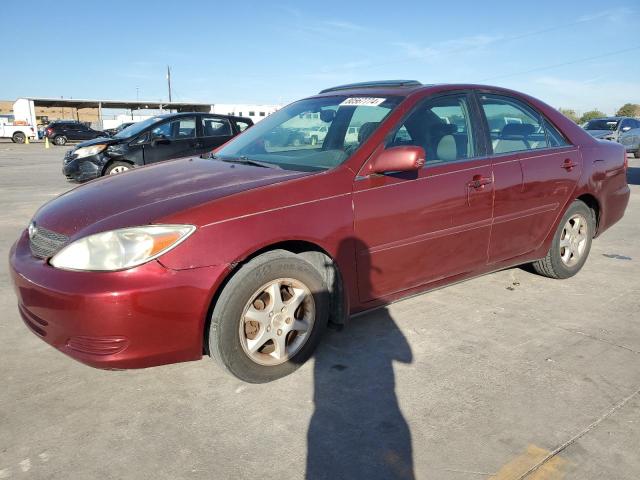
1,141 -> 638,479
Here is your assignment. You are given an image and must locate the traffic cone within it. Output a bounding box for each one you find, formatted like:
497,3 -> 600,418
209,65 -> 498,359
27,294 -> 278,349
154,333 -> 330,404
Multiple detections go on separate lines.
25,135 -> 30,145
45,136 -> 50,149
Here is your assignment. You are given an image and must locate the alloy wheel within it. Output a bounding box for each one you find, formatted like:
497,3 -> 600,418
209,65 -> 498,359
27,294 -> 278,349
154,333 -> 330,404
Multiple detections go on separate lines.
559,214 -> 588,267
109,166 -> 129,175
239,278 -> 315,366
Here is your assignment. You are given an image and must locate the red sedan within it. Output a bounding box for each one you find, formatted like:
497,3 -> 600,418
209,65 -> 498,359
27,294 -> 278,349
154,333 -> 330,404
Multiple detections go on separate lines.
10,81 -> 630,382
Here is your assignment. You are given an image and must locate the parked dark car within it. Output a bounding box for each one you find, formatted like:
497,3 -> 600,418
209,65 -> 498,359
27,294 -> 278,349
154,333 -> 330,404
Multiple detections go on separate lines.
62,112 -> 253,182
10,81 -> 629,383
45,121 -> 107,146
620,126 -> 640,158
582,116 -> 640,141
263,126 -> 306,148
103,122 -> 135,137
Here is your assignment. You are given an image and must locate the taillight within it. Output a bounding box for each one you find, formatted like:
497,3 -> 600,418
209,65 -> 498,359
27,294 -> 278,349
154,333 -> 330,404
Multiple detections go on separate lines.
624,150 -> 628,170
46,128 -> 52,135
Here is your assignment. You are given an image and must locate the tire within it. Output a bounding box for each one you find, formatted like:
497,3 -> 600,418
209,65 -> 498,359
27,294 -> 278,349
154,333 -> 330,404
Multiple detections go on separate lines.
208,250 -> 329,383
53,135 -> 67,146
12,132 -> 26,144
532,200 -> 594,279
104,161 -> 132,176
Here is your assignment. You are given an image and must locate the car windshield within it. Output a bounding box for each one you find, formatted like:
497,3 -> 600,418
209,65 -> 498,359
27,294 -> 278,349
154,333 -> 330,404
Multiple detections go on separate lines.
214,95 -> 403,171
584,119 -> 619,131
114,117 -> 164,138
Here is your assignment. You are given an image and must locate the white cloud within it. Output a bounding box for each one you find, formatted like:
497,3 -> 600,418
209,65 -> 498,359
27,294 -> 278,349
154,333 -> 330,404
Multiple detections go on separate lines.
393,34 -> 501,61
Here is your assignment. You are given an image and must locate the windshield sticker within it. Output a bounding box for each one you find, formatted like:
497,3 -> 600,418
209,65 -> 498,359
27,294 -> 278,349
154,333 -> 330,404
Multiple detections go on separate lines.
339,97 -> 386,107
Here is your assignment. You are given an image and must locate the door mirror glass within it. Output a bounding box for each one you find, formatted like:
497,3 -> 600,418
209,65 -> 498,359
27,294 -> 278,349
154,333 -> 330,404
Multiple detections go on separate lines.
369,146 -> 425,174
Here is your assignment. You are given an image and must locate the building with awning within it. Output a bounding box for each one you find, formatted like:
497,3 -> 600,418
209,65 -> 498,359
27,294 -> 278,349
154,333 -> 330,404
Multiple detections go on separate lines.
9,98 -> 280,129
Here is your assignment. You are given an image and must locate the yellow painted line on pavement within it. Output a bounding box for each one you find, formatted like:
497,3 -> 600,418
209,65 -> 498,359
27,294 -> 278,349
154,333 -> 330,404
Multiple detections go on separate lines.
489,444 -> 567,480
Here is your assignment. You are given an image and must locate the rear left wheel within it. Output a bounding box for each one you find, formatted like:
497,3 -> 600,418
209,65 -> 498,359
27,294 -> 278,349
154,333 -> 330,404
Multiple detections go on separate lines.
532,200 -> 593,279
12,132 -> 26,144
208,250 -> 329,383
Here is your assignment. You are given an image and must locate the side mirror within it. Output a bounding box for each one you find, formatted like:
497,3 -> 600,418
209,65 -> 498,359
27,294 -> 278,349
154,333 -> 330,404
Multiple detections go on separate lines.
368,146 -> 425,174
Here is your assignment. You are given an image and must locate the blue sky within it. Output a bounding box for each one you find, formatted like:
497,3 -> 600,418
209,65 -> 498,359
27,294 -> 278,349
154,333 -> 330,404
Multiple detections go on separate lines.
1,0 -> 638,114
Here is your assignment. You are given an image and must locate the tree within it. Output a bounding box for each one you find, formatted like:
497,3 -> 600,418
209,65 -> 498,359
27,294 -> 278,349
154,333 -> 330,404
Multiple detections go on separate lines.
579,110 -> 606,124
616,103 -> 640,117
558,108 -> 579,123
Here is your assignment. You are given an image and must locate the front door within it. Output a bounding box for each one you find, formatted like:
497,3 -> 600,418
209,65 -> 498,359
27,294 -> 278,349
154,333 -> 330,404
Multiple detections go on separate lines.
143,116 -> 198,164
477,93 -> 582,263
353,93 -> 494,302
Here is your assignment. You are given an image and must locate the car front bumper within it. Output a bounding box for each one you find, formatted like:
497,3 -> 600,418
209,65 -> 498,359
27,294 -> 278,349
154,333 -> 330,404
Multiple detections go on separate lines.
62,152 -> 103,182
9,230 -> 229,369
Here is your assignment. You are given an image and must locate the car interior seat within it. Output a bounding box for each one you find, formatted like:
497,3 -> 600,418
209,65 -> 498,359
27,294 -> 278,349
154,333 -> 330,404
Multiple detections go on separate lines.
493,123 -> 535,153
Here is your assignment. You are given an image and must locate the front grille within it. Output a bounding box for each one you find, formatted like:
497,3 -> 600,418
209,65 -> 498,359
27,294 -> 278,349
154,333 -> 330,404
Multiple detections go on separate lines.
29,225 -> 68,259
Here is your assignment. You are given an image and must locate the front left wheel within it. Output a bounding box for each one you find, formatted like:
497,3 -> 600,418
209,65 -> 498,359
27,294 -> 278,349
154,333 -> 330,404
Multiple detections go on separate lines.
208,250 -> 329,383
105,161 -> 132,175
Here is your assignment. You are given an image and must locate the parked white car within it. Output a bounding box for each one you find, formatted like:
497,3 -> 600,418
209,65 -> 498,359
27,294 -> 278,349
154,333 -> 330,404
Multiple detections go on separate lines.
0,124 -> 36,143
305,125 -> 329,145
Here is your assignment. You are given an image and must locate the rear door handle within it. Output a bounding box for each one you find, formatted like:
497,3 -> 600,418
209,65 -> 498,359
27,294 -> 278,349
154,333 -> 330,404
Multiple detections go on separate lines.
562,159 -> 577,171
467,175 -> 493,189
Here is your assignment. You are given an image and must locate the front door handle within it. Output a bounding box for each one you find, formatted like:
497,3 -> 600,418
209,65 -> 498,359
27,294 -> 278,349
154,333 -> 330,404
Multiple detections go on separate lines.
562,159 -> 577,171
467,174 -> 493,189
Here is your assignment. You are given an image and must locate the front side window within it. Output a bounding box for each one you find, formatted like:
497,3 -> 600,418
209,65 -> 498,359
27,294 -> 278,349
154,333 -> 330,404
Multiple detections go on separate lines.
480,94 -> 548,154
387,94 -> 475,164
201,117 -> 231,137
152,117 -> 196,140
214,95 -> 402,171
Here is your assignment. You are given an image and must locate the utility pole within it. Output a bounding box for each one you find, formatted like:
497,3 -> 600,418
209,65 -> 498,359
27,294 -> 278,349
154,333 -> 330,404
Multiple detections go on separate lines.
166,65 -> 172,103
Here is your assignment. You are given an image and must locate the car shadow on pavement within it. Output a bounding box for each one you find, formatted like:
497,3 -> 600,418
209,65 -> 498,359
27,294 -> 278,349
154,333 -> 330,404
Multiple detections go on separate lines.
305,238 -> 415,480
627,166 -> 640,186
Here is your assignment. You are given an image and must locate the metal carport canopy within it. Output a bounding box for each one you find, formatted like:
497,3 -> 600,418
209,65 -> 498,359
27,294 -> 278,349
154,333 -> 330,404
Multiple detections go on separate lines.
24,97 -> 213,111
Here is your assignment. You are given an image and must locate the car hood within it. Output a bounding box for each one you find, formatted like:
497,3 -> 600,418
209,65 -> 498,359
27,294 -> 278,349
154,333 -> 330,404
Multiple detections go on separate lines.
74,136 -> 119,148
585,129 -> 614,138
33,157 -> 312,238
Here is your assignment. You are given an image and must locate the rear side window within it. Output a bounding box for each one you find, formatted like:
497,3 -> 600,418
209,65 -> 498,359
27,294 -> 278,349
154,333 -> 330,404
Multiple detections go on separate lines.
387,93 -> 475,164
201,117 -> 232,137
480,94 -> 547,153
235,120 -> 251,132
543,119 -> 569,147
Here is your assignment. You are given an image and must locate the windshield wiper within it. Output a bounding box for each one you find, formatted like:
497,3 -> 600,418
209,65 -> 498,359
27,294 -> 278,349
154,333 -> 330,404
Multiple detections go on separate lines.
213,155 -> 280,169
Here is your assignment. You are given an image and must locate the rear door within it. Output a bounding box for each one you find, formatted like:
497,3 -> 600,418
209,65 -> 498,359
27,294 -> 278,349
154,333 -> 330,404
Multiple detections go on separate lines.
198,115 -> 234,154
477,93 -> 581,264
143,116 -> 198,164
353,92 -> 494,301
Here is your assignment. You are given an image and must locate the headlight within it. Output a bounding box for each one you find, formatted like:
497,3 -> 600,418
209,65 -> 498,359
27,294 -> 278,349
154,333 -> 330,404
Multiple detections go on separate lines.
50,225 -> 195,271
74,144 -> 107,159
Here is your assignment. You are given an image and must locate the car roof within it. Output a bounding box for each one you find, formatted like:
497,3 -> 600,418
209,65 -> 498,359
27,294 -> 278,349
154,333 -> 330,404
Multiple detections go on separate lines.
312,81 -> 541,100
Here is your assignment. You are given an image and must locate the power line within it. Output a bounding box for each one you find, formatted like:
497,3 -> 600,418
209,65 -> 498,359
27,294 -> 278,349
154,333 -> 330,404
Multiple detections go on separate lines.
478,45 -> 640,82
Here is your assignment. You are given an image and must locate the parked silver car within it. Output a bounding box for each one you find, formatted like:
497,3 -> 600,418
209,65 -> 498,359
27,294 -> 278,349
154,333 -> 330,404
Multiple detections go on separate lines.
582,116 -> 640,142
620,126 -> 640,158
